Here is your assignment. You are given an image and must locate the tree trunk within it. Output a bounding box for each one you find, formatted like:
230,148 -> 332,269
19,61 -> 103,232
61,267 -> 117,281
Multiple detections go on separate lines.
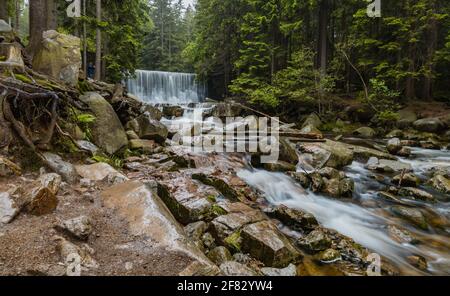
423,15 -> 438,100
28,0 -> 47,58
83,0 -> 87,75
45,0 -> 57,30
14,0 -> 20,31
317,0 -> 329,74
95,0 -> 102,81
0,0 -> 8,21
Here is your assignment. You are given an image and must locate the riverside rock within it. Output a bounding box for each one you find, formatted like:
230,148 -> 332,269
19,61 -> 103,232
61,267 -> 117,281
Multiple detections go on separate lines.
390,206 -> 428,230
265,204 -> 318,231
413,118 -> 445,133
429,175 -> 450,194
296,229 -> 332,253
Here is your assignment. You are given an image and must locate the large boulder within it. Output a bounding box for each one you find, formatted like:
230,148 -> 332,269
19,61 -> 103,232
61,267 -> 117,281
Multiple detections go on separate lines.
397,109 -> 417,129
241,221 -> 301,268
265,204 -> 318,231
429,175 -> 450,194
32,30 -> 81,86
366,157 -> 412,173
42,152 -> 78,183
297,140 -> 354,170
100,180 -> 220,275
80,92 -> 128,154
353,127 -> 376,139
390,206 -> 428,230
413,118 -> 445,133
302,113 -> 322,129
0,191 -> 20,224
127,113 -> 168,143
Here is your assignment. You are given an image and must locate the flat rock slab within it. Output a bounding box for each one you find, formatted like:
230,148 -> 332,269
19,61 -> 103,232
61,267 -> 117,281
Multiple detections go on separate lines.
75,163 -> 127,182
100,180 -> 219,276
157,173 -> 220,224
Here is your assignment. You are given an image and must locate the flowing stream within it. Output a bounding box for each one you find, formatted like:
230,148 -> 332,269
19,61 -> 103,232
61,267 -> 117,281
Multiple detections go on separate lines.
127,71 -> 449,275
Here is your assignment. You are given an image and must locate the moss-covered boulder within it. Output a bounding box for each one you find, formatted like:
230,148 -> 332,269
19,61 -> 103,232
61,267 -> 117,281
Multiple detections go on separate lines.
32,30 -> 81,86
79,92 -> 128,154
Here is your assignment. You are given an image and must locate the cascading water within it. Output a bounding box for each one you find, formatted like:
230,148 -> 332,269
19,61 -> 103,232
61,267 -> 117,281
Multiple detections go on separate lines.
126,70 -> 206,104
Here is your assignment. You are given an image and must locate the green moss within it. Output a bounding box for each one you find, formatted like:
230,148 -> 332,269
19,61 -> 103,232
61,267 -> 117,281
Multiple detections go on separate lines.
211,204 -> 227,216
14,74 -> 33,84
55,136 -> 80,154
224,230 -> 242,252
0,55 -> 6,61
206,194 -> 217,203
77,80 -> 94,93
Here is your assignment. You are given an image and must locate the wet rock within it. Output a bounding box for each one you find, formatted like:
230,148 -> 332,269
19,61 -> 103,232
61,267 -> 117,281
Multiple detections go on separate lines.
390,206 -> 428,230
297,229 -> 332,253
386,129 -> 403,139
392,173 -> 420,187
79,92 -> 128,154
318,249 -> 342,263
397,109 -> 417,129
429,175 -> 450,194
54,236 -> 98,273
387,225 -> 418,244
353,127 -> 376,139
32,30 -> 81,86
346,144 -> 397,162
387,138 -> 402,155
397,146 -> 411,157
297,140 -> 354,169
396,187 -> 435,202
162,105 -> 184,118
413,118 -> 445,133
219,261 -> 258,276
279,138 -> 299,165
302,113 -> 322,129
318,167 -> 342,179
127,113 -> 168,143
141,104 -> 163,121
75,163 -> 128,184
366,157 -> 412,173
55,216 -> 93,241
157,174 -> 219,224
42,152 -> 78,183
207,246 -> 232,265
241,221 -> 300,268
263,161 -> 297,172
338,178 -> 355,198
406,255 -> 428,271
0,192 -> 19,224
310,172 -> 325,192
288,172 -> 311,189
100,180 -> 220,275
76,140 -> 99,154
419,138 -> 441,150
260,264 -> 297,276
378,191 -> 411,206
192,172 -> 253,202
184,221 -> 208,241
265,204 -> 318,231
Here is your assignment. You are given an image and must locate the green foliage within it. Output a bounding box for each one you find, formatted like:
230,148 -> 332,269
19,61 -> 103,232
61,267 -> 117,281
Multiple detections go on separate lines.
366,78 -> 401,113
92,153 -> 124,169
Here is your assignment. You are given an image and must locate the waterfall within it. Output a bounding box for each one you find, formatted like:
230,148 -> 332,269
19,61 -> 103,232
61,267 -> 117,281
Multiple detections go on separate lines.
126,70 -> 206,104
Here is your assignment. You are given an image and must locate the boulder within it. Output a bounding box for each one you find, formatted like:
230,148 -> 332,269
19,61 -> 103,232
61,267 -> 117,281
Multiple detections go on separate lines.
366,157 -> 412,173
300,124 -> 322,137
25,176 -> 60,216
386,130 -> 403,139
297,140 -> 354,170
387,225 -> 418,245
0,192 -> 20,224
184,221 -> 209,241
302,113 -> 322,129
42,152 -> 78,183
387,138 -> 402,155
126,130 -> 140,140
207,247 -> 232,265
75,163 -> 128,184
413,118 -> 445,133
278,138 -> 299,165
353,127 -> 376,139
32,30 -> 81,86
296,229 -> 332,253
260,264 -> 297,276
288,172 -> 311,189
397,146 -> 411,157
129,139 -> 157,152
429,175 -> 450,194
392,173 -> 420,187
406,255 -> 428,271
55,216 -> 93,241
263,161 -> 297,172
141,104 -> 163,121
241,221 -> 301,268
419,138 -> 441,150
322,177 -> 354,199
100,181 -> 220,275
162,105 -> 184,118
265,204 -> 318,231
54,236 -> 98,273
128,113 -> 168,143
318,249 -> 342,263
80,92 -> 128,154
395,187 -> 435,202
219,261 -> 258,276
157,174 -> 220,224
76,140 -> 99,154
344,144 -> 397,162
397,109 -> 417,129
390,206 -> 428,230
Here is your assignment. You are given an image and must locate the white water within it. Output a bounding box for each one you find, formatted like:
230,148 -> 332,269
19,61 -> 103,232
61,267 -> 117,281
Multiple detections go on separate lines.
126,70 -> 206,104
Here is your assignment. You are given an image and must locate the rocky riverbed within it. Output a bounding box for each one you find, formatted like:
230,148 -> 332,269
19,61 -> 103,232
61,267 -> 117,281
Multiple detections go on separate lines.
1,91 -> 449,276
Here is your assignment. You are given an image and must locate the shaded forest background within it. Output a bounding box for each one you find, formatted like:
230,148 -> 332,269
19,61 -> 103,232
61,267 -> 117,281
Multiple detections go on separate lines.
1,0 -> 450,120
